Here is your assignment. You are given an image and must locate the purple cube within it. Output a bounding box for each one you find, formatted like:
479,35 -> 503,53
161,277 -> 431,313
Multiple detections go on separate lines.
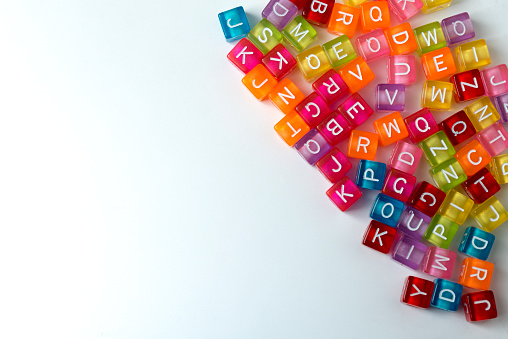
441,12 -> 475,46
376,84 -> 405,112
493,92 -> 508,123
295,129 -> 331,165
262,0 -> 298,31
396,206 -> 432,241
392,233 -> 428,270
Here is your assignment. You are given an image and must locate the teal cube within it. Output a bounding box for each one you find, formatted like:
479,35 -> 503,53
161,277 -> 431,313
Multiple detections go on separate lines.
458,226 -> 495,261
429,158 -> 467,192
282,16 -> 317,52
356,160 -> 386,190
413,21 -> 447,57
248,18 -> 283,54
370,193 -> 405,227
218,6 -> 250,42
419,131 -> 455,167
423,214 -> 458,249
431,279 -> 463,311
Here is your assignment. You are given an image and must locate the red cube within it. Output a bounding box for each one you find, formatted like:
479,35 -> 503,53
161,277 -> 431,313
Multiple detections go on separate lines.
296,92 -> 331,127
317,111 -> 353,145
362,220 -> 397,254
462,290 -> 498,322
401,276 -> 434,309
440,110 -> 477,146
404,108 -> 439,143
409,181 -> 446,217
462,168 -> 501,204
302,0 -> 334,27
316,148 -> 352,183
382,169 -> 417,203
450,69 -> 485,102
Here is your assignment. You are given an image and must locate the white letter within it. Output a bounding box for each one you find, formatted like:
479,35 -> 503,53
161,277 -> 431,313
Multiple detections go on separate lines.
467,149 -> 482,166
277,87 -> 295,105
306,54 -> 321,70
393,177 -> 407,194
461,78 -> 479,92
432,254 -> 450,271
363,169 -> 379,182
381,203 -> 394,219
273,3 -> 289,17
227,19 -> 243,28
432,224 -> 447,240
235,46 -> 253,64
310,0 -> 327,14
357,136 -> 370,153
372,228 -> 387,246
439,289 -> 456,303
290,23 -> 309,43
433,54 -> 447,73
451,121 -> 467,136
336,11 -> 353,25
369,6 -> 383,22
383,119 -> 402,138
470,266 -> 488,281
452,21 -> 467,36
395,62 -> 410,76
392,31 -> 409,44
305,139 -> 320,154
410,284 -> 427,297
330,155 -> 343,173
415,117 -> 431,133
326,119 -> 344,136
258,27 -> 273,43
472,236 -> 489,250
305,102 -> 321,118
335,184 -> 353,203
367,37 -> 381,53
431,86 -> 447,103
421,28 -> 438,47
398,152 -> 414,166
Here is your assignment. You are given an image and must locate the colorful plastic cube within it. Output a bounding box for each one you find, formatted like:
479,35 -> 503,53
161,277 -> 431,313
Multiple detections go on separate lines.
338,93 -> 373,127
493,92 -> 508,123
471,196 -> 508,232
421,47 -> 457,80
302,0 -> 334,27
247,19 -> 283,54
404,108 -> 439,143
382,169 -> 416,203
401,276 -> 434,309
476,122 -> 508,157
322,35 -> 357,69
359,1 -> 390,33
438,190 -> 474,226
327,3 -> 360,39
388,141 -> 423,175
356,29 -> 390,62
413,22 -> 447,57
462,290 -> 498,322
338,57 -> 375,93
287,0 -> 306,9
481,64 -> 508,97
370,193 -> 405,227
282,16 -> 317,52
262,44 -> 297,80
317,111 -> 353,145
409,181 -> 446,217
376,84 -> 405,112
462,168 -> 500,204
441,12 -> 475,46
419,131 -> 456,167
295,129 -> 331,165
219,6 -> 250,42
274,111 -> 310,146
459,227 -> 495,261
312,70 -> 349,104
440,110 -> 476,146
430,157 -> 468,192
396,206 -> 431,241
387,55 -> 416,85
327,176 -> 363,211
464,97 -> 500,132
459,258 -> 494,290
384,22 -> 418,55
262,0 -> 298,31
422,247 -> 456,279
362,220 -> 397,254
373,112 -> 408,147
391,233 -> 427,270
455,39 -> 491,72
421,80 -> 453,110
269,78 -> 305,114
431,279 -> 463,312
490,154 -> 508,184
242,64 -> 278,100
388,0 -> 422,23
296,45 -> 332,82
344,0 -> 368,7
424,214 -> 459,249
227,38 -> 264,74
356,160 -> 386,190
316,148 -> 352,183
451,69 -> 485,103
454,140 -> 491,177
348,130 -> 378,160
296,92 -> 331,127
422,0 -> 452,14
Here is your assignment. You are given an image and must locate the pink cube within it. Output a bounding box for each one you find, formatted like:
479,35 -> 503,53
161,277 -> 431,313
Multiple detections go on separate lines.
295,129 -> 331,165
338,93 -> 373,128
387,0 -> 422,22
382,169 -> 417,203
317,148 -> 352,183
313,70 -> 349,104
355,29 -> 390,63
476,122 -> 508,157
388,141 -> 423,175
227,38 -> 264,74
422,247 -> 456,279
404,108 -> 439,143
261,44 -> 297,80
296,92 -> 331,127
481,64 -> 508,97
387,55 -> 416,85
327,176 -> 362,212
317,111 -> 353,145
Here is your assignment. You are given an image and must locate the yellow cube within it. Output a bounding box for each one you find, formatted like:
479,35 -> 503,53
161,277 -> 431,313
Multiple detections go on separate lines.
490,154 -> 508,184
464,97 -> 500,132
422,0 -> 452,14
421,80 -> 453,110
344,0 -> 368,7
296,45 -> 332,82
471,196 -> 508,232
455,39 -> 491,72
437,189 -> 474,225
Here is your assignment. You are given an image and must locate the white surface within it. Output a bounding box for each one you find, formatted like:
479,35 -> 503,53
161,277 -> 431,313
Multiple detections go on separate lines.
0,0 -> 507,338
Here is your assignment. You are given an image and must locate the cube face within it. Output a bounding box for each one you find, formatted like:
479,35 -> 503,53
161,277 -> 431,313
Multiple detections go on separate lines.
296,92 -> 331,127
464,97 -> 500,132
338,57 -> 375,93
322,35 -> 357,69
441,12 -> 475,46
262,44 -> 297,80
382,169 -> 416,203
388,55 -> 416,85
396,206 -> 432,241
247,19 -> 283,55
431,279 -> 463,312
455,39 -> 491,72
462,291 -> 498,322
462,168 -> 500,204
476,122 -> 508,157
356,29 -> 390,62
219,6 -> 250,42
227,38 -> 264,74
373,111 -> 408,147
242,64 -> 278,100
401,276 -> 434,309
269,78 -> 306,114
423,214 -> 459,249
440,110 -> 476,146
438,190 -> 474,226
327,3 -> 360,39
492,92 -> 508,123
370,193 -> 405,227
490,154 -> 508,184
422,247 -> 456,279
454,140 -> 491,177
348,130 -> 378,160
274,111 -> 311,146
404,108 -> 439,143
388,0 -> 422,22
481,64 -> 508,97
471,196 -> 508,232
391,233 -> 427,270
409,181 -> 446,217
459,258 -> 494,290
429,157 -> 467,192
356,160 -> 386,190
344,0 -> 368,6
338,93 -> 373,127
317,148 -> 352,183
419,131 -> 456,167
384,22 -> 418,55
295,129 -> 332,165
317,111 -> 353,145
413,22 -> 447,57
362,220 -> 397,254
421,80 -> 453,110
422,0 -> 452,14
388,141 -> 423,175
282,16 -> 317,52
376,84 -> 405,112
450,69 -> 485,102
421,47 -> 457,80
327,176 -> 363,212
312,70 -> 349,104
262,0 -> 298,31
359,1 -> 390,33
288,0 -> 307,10
302,0 -> 334,27
458,227 -> 495,261
296,45 -> 332,81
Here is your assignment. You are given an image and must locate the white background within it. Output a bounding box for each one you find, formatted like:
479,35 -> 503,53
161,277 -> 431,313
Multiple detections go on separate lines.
0,0 -> 507,338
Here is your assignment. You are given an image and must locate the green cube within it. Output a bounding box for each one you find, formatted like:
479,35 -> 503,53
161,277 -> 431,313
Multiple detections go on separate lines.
413,22 -> 447,57
322,36 -> 357,69
430,158 -> 468,192
424,214 -> 459,249
419,131 -> 456,167
247,18 -> 283,55
282,16 -> 317,52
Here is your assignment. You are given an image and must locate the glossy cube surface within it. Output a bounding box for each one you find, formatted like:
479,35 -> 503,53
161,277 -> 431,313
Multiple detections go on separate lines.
242,64 -> 278,100
419,131 -> 456,167
438,189 -> 474,225
490,154 -> 508,184
471,196 -> 508,232
462,290 -> 498,322
421,80 -> 453,110
313,70 -> 349,104
409,181 -> 446,217
455,39 -> 491,72
327,176 -> 362,211
295,129 -> 331,165
322,35 -> 357,69
421,47 -> 456,80
431,279 -> 463,312
356,160 -> 386,190
442,12 -> 475,46
348,130 -> 378,160
359,1 -> 390,33
338,57 -> 375,93
302,0 -> 334,27
282,16 -> 317,52
327,3 -> 360,39
404,108 -> 439,143
344,0 -> 368,6
493,92 -> 508,123
262,0 -> 298,31
384,22 -> 418,55
430,157 -> 468,192
296,45 -> 332,81
274,111 -> 310,146
459,227 -> 495,261
247,19 -> 283,55
462,168 -> 500,204
356,29 -> 390,62
454,140 -> 491,177
339,93 -> 373,127
296,92 -> 331,127
219,6 -> 250,42
401,276 -> 433,309
262,44 -> 297,80
317,111 -> 353,145
370,193 -> 404,227
391,233 -> 427,270
451,69 -> 485,102
422,247 -> 456,279
227,38 -> 264,74
422,0 -> 451,14
376,84 -> 405,112
362,220 -> 397,254
373,111 -> 408,147
476,122 -> 508,157
481,64 -> 508,97
317,148 -> 352,183
440,110 -> 476,146
413,22 -> 446,57
382,169 -> 416,203
464,97 -> 500,132
387,55 -> 416,85
388,0 -> 422,22
389,141 -> 423,175
269,78 -> 305,114
424,214 -> 459,249
396,206 -> 431,241
459,258 -> 494,290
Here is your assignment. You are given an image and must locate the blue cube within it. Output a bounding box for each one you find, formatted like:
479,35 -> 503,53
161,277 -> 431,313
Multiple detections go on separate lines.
356,160 -> 387,190
431,279 -> 463,311
218,7 -> 251,42
458,226 -> 495,261
370,193 -> 404,227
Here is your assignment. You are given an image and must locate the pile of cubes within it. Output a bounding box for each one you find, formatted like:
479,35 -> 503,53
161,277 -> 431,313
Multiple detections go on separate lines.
219,0 -> 506,322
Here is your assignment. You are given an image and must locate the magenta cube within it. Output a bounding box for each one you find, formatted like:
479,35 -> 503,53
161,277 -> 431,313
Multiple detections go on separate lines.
262,44 -> 297,80
382,169 -> 417,203
262,0 -> 298,31
376,84 -> 405,112
317,148 -> 352,183
396,206 -> 432,241
387,0 -> 422,22
388,141 -> 423,175
313,70 -> 349,104
493,92 -> 508,123
295,129 -> 331,165
227,38 -> 264,74
387,55 -> 416,85
338,93 -> 373,127
481,64 -> 508,97
327,176 -> 362,212
296,92 -> 331,127
392,233 -> 428,270
317,111 -> 353,145
422,247 -> 456,279
404,108 -> 439,143
355,29 -> 390,63
441,12 -> 475,46
476,122 -> 508,157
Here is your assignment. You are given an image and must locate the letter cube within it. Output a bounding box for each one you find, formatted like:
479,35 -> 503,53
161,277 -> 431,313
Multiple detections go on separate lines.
384,22 -> 418,55
262,0 -> 298,31
422,247 -> 456,279
430,158 -> 468,192
262,44 -> 297,80
462,168 -> 500,204
459,227 -> 495,261
421,80 -> 453,110
419,131 -> 456,167
490,154 -> 508,184
312,70 -> 349,104
373,112 -> 408,147
219,6 -> 250,42
441,12 -> 475,46
338,93 -> 373,127
362,220 -> 397,254
327,176 -> 362,211
302,0 -> 334,27
327,3 -> 360,39
401,276 -> 434,309
356,29 -> 390,62
227,38 -> 264,74
459,258 -> 494,290
269,78 -> 306,114
376,84 -> 405,112
409,181 -> 446,217
396,206 -> 432,241
359,1 -> 390,33
422,0 -> 452,14
274,111 -> 311,146
440,110 -> 476,146
464,97 -> 500,132
317,111 -> 353,145
462,290 -> 498,322
424,214 -> 459,249
421,47 -> 457,80
431,279 -> 463,312
413,22 -> 447,57
476,122 -> 508,157
388,0 -> 422,22
317,148 -> 352,183
382,169 -> 416,203
387,55 -> 416,85
438,189 -> 474,226
348,130 -> 378,160
455,39 -> 491,72
322,35 -> 357,69
454,140 -> 491,177
391,233 -> 427,270
493,92 -> 508,123
295,129 -> 332,165
404,108 -> 439,143
282,16 -> 317,52
288,0 -> 306,9
247,19 -> 283,55
356,160 -> 386,190
338,57 -> 375,93
450,69 -> 485,103
344,0 -> 368,7
296,92 -> 331,127
296,45 -> 332,81
388,141 -> 423,175
370,193 -> 405,227
242,64 -> 278,100
481,64 -> 508,97
471,196 -> 508,232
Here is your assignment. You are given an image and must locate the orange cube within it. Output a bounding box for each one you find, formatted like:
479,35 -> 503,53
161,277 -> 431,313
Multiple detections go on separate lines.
348,130 -> 379,160
454,140 -> 492,177
274,111 -> 310,147
328,3 -> 360,39
242,64 -> 278,100
338,57 -> 375,93
373,112 -> 408,147
459,257 -> 494,290
384,23 -> 417,55
421,47 -> 457,80
359,1 -> 390,33
269,78 -> 305,114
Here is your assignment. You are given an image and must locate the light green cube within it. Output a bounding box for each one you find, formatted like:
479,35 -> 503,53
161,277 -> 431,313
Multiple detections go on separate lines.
419,131 -> 456,167
413,22 -> 447,57
423,214 -> 459,249
247,18 -> 283,55
282,16 -> 317,52
322,36 -> 357,69
430,158 -> 468,192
